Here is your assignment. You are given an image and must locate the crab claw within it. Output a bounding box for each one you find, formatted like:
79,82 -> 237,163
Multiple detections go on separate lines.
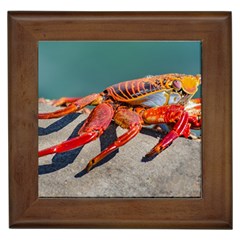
38,103 -> 114,157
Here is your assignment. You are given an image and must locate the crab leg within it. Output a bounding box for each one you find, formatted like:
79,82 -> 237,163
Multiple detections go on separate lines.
141,105 -> 190,157
38,103 -> 114,157
51,97 -> 82,107
38,132 -> 98,157
85,108 -> 142,172
146,112 -> 189,157
39,93 -> 102,119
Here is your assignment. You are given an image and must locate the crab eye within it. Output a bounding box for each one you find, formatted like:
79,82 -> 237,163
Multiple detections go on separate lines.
173,80 -> 182,91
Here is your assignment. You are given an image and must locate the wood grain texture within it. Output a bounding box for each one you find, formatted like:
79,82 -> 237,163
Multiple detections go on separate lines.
8,11 -> 232,228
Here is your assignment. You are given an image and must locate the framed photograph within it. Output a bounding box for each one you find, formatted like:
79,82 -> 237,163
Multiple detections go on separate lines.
38,40 -> 202,198
8,12 -> 232,228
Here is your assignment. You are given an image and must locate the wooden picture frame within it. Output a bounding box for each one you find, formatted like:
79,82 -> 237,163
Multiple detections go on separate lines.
8,11 -> 232,228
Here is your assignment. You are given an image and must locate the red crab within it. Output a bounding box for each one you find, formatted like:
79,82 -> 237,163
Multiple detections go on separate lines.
39,74 -> 201,172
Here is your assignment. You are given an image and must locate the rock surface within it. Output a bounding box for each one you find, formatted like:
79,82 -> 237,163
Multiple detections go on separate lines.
38,103 -> 201,198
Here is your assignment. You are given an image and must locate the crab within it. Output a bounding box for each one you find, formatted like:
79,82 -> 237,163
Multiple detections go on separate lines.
39,73 -> 201,172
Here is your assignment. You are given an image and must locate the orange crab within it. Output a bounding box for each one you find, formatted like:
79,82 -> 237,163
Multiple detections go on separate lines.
39,73 -> 201,172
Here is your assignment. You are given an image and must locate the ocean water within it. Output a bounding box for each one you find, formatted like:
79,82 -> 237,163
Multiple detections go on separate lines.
39,41 -> 201,99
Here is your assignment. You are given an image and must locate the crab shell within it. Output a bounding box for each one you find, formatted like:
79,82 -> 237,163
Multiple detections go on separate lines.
105,73 -> 201,108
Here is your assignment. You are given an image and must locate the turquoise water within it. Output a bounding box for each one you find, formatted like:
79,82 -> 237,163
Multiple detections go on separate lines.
38,41 -> 201,99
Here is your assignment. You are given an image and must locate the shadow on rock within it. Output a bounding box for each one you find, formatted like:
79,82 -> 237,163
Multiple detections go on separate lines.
39,121 -> 85,175
140,127 -> 161,138
38,113 -> 80,136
